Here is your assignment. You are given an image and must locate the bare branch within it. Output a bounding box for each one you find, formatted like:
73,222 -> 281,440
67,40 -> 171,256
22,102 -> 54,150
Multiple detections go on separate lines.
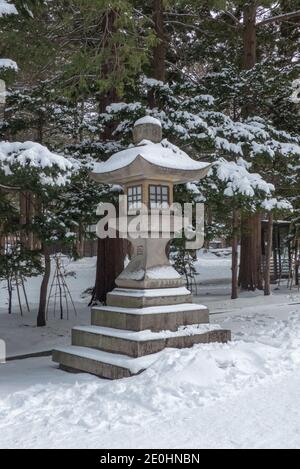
221,10 -> 241,26
167,20 -> 211,36
257,10 -> 300,27
0,183 -> 20,192
133,8 -> 155,25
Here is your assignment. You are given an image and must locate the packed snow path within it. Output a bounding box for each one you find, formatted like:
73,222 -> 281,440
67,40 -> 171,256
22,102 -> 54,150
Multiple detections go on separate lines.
0,297 -> 299,449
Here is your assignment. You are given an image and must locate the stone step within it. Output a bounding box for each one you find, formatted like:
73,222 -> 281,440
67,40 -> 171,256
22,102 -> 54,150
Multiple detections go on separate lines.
72,324 -> 231,358
52,346 -> 162,379
91,303 -> 209,332
106,287 -> 192,308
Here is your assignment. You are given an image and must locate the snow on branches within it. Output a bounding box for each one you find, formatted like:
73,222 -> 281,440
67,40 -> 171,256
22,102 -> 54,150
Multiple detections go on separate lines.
0,0 -> 17,17
261,198 -> 293,212
211,158 -> 274,198
0,59 -> 18,71
92,82 -> 298,221
291,79 -> 300,104
0,2 -> 18,80
99,79 -> 300,167
0,141 -> 76,186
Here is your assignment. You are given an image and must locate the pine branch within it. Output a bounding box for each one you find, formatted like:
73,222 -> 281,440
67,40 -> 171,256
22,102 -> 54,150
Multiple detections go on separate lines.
257,10 -> 300,27
167,20 -> 211,36
133,8 -> 155,25
221,10 -> 241,26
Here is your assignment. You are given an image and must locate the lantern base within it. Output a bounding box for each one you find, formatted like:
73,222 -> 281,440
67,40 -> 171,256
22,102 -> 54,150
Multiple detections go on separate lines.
53,285 -> 231,379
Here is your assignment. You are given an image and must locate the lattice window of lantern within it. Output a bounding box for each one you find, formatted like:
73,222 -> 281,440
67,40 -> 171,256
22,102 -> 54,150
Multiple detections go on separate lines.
128,185 -> 142,209
149,185 -> 169,209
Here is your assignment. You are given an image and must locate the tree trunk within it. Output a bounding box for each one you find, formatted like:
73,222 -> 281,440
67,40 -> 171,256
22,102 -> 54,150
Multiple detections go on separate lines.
92,8 -> 127,304
264,212 -> 273,296
19,191 -> 38,250
19,192 -> 28,247
294,239 -> 299,286
37,247 -> 51,327
152,0 -> 166,82
33,194 -> 42,250
148,0 -> 167,108
239,4 -> 264,291
243,2 -> 257,70
0,79 -> 6,131
36,112 -> 44,144
242,2 -> 257,116
204,206 -> 212,251
7,277 -> 12,315
231,209 -> 239,300
76,224 -> 85,258
92,235 -> 126,304
93,88 -> 126,303
239,212 -> 263,291
0,103 -> 4,123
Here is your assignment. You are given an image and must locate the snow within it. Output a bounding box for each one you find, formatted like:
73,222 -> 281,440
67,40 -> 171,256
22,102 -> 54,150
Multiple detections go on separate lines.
94,303 -> 207,316
92,139 -> 210,174
0,141 -> 75,186
274,142 -> 300,156
251,141 -> 275,158
291,78 -> 300,104
1,251 -> 300,448
0,296 -> 300,448
0,0 -> 17,17
73,323 -> 221,341
118,269 -> 144,280
194,249 -> 232,285
212,158 -> 274,197
100,99 -> 300,175
109,287 -> 191,298
146,266 -> 181,279
143,77 -> 165,88
0,58 -> 18,71
0,141 -> 73,171
134,116 -> 162,128
142,78 -> 171,94
186,182 -> 201,194
119,265 -> 181,280
0,257 -> 96,357
261,198 -> 293,212
105,102 -> 143,114
215,136 -> 243,155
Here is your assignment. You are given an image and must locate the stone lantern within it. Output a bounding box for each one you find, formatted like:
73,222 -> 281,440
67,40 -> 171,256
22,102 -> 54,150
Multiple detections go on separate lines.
53,117 -> 230,379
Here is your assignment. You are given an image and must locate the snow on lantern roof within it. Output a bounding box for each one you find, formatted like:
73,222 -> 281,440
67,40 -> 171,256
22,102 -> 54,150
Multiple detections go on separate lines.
93,139 -> 209,173
134,116 -> 162,128
91,118 -> 211,185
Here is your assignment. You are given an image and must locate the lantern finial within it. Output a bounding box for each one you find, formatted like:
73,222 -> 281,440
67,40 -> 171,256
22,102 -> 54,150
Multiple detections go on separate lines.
133,116 -> 162,144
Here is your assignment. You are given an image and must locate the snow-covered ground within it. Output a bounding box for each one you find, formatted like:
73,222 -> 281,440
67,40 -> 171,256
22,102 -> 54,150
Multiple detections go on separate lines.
0,251 -> 300,448
0,257 -> 95,357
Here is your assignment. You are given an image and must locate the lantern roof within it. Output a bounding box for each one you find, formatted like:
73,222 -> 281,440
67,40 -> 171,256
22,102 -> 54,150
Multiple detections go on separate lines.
91,118 -> 211,185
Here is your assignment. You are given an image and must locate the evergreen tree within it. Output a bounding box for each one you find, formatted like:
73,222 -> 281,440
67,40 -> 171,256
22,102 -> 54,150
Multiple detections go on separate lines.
0,140 -> 77,324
